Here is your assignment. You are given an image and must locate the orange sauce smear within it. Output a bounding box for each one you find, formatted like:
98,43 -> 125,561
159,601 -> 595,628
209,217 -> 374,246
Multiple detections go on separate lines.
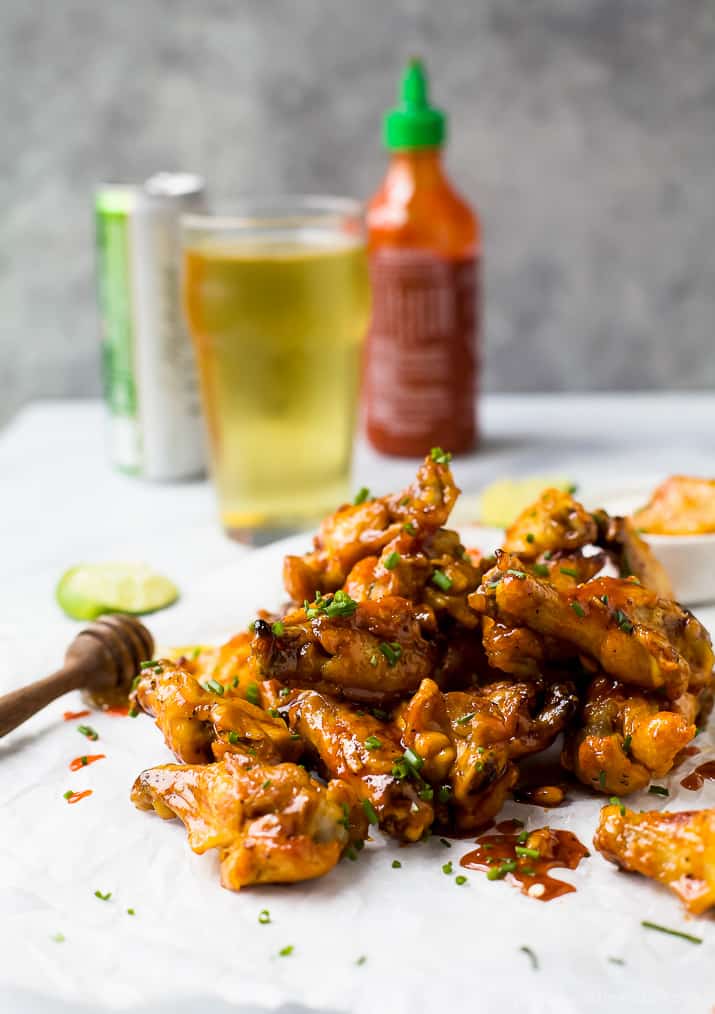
680,760 -> 715,791
104,706 -> 129,716
63,710 -> 91,721
461,823 -> 589,902
65,789 -> 93,805
69,754 -> 106,772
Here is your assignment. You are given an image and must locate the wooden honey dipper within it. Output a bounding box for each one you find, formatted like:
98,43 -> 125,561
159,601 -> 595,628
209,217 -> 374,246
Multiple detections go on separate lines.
0,614 -> 154,738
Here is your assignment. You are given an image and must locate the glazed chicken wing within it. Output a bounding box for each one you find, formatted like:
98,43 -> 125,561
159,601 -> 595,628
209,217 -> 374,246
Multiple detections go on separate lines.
633,476 -> 715,536
562,675 -> 696,795
593,513 -> 673,599
132,754 -> 367,890
396,677 -> 577,832
503,488 -> 597,560
287,689 -> 433,841
283,452 -> 459,603
594,803 -> 715,915
470,553 -> 713,697
251,595 -> 437,704
132,661 -> 301,764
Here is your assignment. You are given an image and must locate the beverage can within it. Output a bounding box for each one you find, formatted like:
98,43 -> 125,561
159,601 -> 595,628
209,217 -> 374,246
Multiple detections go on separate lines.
95,172 -> 207,479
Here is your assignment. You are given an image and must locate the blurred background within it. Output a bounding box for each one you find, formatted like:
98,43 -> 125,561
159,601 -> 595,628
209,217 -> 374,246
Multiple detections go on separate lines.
2,0 -> 714,429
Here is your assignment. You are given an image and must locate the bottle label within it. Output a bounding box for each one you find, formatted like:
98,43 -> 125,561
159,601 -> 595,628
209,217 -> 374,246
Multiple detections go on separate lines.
365,248 -> 479,450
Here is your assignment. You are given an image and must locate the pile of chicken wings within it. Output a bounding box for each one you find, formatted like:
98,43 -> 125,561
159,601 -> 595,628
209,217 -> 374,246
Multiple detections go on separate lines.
130,452 -> 715,908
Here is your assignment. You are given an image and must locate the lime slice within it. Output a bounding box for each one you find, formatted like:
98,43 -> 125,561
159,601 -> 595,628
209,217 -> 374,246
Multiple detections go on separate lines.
56,563 -> 179,620
479,477 -> 578,529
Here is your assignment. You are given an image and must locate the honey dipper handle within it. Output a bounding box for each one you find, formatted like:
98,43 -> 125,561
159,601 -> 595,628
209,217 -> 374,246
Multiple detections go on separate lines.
0,666 -> 86,738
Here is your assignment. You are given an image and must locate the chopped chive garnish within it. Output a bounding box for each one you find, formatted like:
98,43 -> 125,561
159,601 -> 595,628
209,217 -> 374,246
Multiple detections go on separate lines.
258,909 -> 271,924
520,866 -> 536,876
520,946 -> 539,970
403,522 -> 417,535
641,921 -> 702,945
364,735 -> 382,751
227,731 -> 240,745
533,563 -> 550,577
455,875 -> 467,885
440,837 -> 452,848
63,790 -> 73,799
362,798 -> 379,825
598,770 -> 607,789
231,676 -> 239,688
609,796 -> 626,816
431,569 -> 453,592
543,550 -> 553,560
278,945 -> 294,957
139,660 -> 156,669
613,608 -> 634,633
262,780 -> 272,790
560,566 -> 579,578
246,682 -> 260,706
94,890 -> 111,901
205,679 -> 224,696
77,725 -> 98,741
622,734 -> 632,755
442,861 -> 453,875
506,569 -> 527,580
379,641 -> 402,666
51,932 -> 65,943
356,955 -> 367,965
608,956 -> 625,965
517,829 -> 529,844
128,706 -> 139,718
354,487 -> 370,505
384,551 -> 401,571
599,594 -> 609,605
418,785 -> 434,801
515,846 -> 540,859
571,602 -> 586,618
403,747 -> 424,773
525,533 -> 535,544
430,447 -> 452,464
648,785 -> 669,797
456,711 -> 476,725
130,675 -> 141,691
271,620 -> 285,636
324,590 -> 358,619
392,859 -> 402,868
371,707 -> 390,721
127,908 -> 135,915
438,785 -> 451,804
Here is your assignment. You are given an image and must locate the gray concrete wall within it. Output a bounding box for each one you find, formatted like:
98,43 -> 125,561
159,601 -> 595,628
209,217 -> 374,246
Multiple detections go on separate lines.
2,0 -> 714,427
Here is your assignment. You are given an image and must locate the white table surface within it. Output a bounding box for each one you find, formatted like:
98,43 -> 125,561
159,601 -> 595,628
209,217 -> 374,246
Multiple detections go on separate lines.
1,393 -> 714,1014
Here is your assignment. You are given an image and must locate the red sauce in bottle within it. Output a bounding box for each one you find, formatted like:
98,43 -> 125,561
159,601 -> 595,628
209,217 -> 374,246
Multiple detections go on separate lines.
64,789 -> 93,805
461,825 -> 590,902
364,60 -> 480,457
63,710 -> 91,721
680,760 -> 715,791
69,754 -> 106,772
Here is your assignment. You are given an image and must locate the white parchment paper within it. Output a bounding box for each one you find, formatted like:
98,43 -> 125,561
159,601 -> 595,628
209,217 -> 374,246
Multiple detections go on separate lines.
1,535 -> 713,1014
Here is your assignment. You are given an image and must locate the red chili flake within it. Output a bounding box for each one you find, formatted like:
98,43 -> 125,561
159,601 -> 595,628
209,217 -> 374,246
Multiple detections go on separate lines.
64,789 -> 93,805
69,754 -> 106,772
63,710 -> 91,721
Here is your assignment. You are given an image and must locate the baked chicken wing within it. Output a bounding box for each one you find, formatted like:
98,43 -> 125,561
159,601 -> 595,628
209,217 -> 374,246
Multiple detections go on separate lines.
287,689 -> 433,842
470,552 -> 713,698
132,661 -> 301,764
594,803 -> 715,915
283,452 -> 459,603
132,754 -> 367,890
562,675 -> 696,795
251,595 -> 436,704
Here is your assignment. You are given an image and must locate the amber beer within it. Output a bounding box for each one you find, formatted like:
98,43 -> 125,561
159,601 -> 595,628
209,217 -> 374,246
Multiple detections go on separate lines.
182,199 -> 369,536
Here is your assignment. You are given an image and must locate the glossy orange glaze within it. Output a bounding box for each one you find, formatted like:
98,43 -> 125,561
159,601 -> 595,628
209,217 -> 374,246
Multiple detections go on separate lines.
63,710 -> 91,721
514,785 -> 566,808
680,761 -> 715,791
461,826 -> 589,901
69,754 -> 106,772
66,789 -> 93,805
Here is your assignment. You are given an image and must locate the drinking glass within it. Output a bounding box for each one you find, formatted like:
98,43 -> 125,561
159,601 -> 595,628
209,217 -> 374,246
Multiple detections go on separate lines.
182,197 -> 370,541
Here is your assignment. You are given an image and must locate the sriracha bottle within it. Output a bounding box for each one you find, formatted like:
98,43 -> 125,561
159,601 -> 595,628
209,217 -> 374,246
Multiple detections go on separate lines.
364,59 -> 481,457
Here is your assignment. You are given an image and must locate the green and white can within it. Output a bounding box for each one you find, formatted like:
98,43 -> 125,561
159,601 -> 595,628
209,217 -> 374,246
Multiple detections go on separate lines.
95,172 -> 206,479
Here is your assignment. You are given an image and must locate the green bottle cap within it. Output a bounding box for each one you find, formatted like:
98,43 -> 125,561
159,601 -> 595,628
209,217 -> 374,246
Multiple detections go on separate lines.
383,59 -> 446,150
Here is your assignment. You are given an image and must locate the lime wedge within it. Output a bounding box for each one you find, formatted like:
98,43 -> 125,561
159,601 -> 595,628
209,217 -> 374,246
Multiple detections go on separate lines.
56,563 -> 179,620
479,477 -> 578,529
